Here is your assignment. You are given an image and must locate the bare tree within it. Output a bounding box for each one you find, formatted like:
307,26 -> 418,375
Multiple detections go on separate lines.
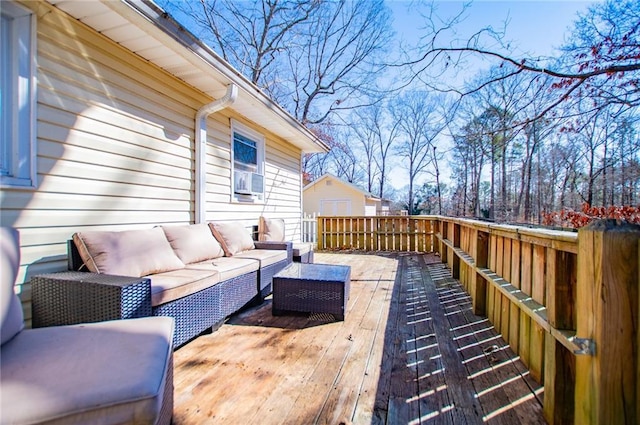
515,76 -> 558,221
405,0 -> 640,126
329,129 -> 362,184
349,106 -> 380,194
391,91 -> 446,214
160,0 -> 393,125
613,117 -> 640,205
349,102 -> 400,198
159,0 -> 318,91
286,0 -> 394,124
301,121 -> 337,182
450,102 -> 488,218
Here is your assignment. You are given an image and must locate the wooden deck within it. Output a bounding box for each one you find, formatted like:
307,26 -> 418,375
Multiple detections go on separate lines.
172,252 -> 546,424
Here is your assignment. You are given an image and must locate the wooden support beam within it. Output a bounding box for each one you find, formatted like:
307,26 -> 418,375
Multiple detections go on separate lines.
452,223 -> 461,279
544,330 -> 576,425
544,248 -> 577,424
441,219 -> 448,264
471,230 -> 489,316
575,220 -> 640,425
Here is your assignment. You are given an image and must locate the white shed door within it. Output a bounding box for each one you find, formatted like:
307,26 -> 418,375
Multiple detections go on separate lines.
320,199 -> 351,216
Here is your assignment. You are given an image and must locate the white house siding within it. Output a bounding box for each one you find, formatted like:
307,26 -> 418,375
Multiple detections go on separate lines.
0,1 -> 304,323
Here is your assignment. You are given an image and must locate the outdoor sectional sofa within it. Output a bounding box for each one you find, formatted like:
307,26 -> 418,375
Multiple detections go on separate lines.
31,222 -> 292,348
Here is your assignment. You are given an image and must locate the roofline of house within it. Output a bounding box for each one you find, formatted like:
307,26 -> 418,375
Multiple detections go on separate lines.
97,0 -> 330,153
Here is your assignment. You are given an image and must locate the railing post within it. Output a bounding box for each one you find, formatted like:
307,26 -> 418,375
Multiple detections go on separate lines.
543,248 -> 577,425
316,216 -> 324,251
435,219 -> 442,257
471,230 -> 488,315
441,219 -> 448,264
452,222 -> 461,279
574,220 -> 640,425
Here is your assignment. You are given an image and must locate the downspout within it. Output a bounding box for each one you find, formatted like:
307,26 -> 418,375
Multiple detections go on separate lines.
195,84 -> 238,224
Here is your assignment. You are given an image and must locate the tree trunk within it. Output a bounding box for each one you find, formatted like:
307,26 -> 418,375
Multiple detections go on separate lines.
501,134 -> 508,221
489,139 -> 496,220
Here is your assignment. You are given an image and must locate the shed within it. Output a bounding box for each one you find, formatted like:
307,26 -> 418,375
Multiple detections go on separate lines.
303,174 -> 383,216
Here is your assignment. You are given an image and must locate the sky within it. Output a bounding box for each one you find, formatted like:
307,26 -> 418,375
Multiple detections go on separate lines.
384,0 -> 599,190
159,0 -> 600,192
389,1 -> 595,56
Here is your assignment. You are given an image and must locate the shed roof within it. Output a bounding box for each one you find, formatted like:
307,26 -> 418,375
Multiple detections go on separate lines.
303,173 -> 381,200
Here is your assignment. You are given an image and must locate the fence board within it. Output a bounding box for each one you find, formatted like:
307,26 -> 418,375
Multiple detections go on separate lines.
521,241 -> 533,296
511,239 -> 521,289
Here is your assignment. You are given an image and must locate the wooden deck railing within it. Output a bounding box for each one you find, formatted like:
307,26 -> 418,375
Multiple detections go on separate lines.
316,215 -> 640,425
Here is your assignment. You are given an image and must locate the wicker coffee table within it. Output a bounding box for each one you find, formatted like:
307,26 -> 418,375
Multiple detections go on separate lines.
272,263 -> 351,320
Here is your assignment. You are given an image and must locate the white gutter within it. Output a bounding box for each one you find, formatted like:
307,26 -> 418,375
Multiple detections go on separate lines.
195,84 -> 238,224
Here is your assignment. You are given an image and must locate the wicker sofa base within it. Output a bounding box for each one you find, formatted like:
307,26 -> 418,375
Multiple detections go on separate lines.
293,250 -> 314,264
257,258 -> 290,300
31,271 -> 258,348
152,272 -> 256,347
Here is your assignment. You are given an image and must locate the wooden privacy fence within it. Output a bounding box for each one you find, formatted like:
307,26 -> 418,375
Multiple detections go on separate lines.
316,215 -> 435,252
316,215 -> 640,424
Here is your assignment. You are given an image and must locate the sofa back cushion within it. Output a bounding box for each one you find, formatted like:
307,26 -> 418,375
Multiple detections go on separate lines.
1,227 -> 24,345
72,227 -> 185,277
258,217 -> 285,242
162,224 -> 224,264
208,221 -> 255,256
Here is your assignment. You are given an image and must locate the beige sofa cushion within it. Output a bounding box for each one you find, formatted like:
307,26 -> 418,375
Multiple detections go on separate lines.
0,317 -> 173,425
258,217 -> 285,242
209,221 -> 255,256
234,249 -> 288,268
162,223 -> 224,264
148,268 -> 221,307
73,228 -> 185,277
292,242 -> 313,256
186,257 -> 259,282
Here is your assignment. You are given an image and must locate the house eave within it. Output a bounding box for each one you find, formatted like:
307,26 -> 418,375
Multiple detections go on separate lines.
46,0 -> 329,154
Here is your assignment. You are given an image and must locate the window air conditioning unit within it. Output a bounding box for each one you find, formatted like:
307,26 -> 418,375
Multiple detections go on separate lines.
234,170 -> 264,195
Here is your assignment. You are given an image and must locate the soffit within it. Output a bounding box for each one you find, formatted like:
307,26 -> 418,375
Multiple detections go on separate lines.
45,0 -> 329,153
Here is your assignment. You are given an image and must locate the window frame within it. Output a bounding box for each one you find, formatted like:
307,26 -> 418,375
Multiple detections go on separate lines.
230,120 -> 265,202
1,1 -> 37,189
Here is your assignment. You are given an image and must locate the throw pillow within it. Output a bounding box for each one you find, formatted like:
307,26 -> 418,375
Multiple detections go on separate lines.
258,217 -> 285,242
208,221 -> 255,256
73,227 -> 185,277
162,224 -> 224,264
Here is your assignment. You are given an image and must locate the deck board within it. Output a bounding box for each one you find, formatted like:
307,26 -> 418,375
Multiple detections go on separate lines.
172,252 -> 545,424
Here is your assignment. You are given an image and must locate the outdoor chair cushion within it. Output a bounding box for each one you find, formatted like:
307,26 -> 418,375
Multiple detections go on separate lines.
162,223 -> 224,264
258,217 -> 285,242
73,228 -> 185,277
257,217 -> 313,261
186,257 -> 259,282
148,268 -> 221,307
233,249 -> 288,268
1,228 -> 23,345
209,221 -> 255,256
0,316 -> 174,425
